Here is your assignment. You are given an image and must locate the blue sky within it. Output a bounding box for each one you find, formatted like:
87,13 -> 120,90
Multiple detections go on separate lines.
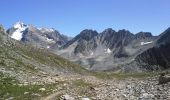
0,0 -> 170,36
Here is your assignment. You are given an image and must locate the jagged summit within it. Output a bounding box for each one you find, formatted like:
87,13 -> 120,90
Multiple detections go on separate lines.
135,32 -> 153,39
62,29 -> 98,49
10,22 -> 28,40
78,29 -> 98,41
13,21 -> 27,29
59,27 -> 160,72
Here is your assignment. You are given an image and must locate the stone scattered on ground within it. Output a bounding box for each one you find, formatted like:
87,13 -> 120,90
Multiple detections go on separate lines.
41,75 -> 170,100
60,94 -> 74,100
81,98 -> 90,100
24,92 -> 29,95
39,88 -> 46,91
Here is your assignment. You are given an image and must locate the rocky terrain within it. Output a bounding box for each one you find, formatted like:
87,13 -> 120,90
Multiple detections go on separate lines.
1,70 -> 170,100
135,28 -> 170,70
52,74 -> 170,100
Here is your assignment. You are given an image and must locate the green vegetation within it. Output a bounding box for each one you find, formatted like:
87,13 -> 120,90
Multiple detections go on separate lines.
0,72 -> 66,100
0,30 -> 90,99
0,25 -> 3,41
17,44 -> 89,74
68,79 -> 94,97
92,71 -> 161,79
0,38 -> 89,76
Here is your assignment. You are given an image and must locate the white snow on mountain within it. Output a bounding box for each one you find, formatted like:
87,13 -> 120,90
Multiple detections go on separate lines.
141,41 -> 153,45
47,46 -> 50,49
90,52 -> 94,56
13,22 -> 26,29
11,22 -> 56,41
45,37 -> 55,43
39,28 -> 55,33
11,22 -> 28,41
104,48 -> 111,54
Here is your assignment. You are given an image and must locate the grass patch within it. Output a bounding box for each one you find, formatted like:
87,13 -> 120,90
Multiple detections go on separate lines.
92,71 -> 161,79
69,79 -> 94,97
0,72 -> 65,100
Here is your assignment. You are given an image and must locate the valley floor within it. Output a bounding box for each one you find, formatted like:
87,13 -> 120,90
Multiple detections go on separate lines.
1,73 -> 170,100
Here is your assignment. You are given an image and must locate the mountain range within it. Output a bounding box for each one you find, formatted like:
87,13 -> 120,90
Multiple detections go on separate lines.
6,22 -> 170,72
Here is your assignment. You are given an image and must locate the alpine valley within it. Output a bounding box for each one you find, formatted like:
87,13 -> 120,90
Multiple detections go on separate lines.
1,22 -> 170,100
7,22 -> 170,73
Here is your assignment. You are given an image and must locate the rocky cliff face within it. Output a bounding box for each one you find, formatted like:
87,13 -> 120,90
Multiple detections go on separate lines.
135,32 -> 153,39
58,28 -> 159,72
99,29 -> 134,49
134,28 -> 170,71
62,29 -> 98,55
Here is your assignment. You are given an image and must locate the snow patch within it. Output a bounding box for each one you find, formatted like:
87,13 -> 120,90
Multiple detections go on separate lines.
104,48 -> 111,54
47,46 -> 50,49
90,52 -> 94,56
39,28 -> 55,33
141,41 -> 153,45
46,38 -> 54,42
11,22 -> 28,41
13,22 -> 26,29
45,37 -> 55,43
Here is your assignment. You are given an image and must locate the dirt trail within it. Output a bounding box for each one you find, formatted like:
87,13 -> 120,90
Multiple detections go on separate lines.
41,90 -> 65,100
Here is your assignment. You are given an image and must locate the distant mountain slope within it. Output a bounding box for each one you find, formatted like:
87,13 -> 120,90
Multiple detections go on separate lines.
7,22 -> 70,49
58,28 -> 158,72
134,27 -> 170,71
0,25 -> 88,82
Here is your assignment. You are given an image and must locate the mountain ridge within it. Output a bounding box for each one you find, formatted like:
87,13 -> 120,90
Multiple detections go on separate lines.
5,22 -> 170,72
58,28 -> 162,72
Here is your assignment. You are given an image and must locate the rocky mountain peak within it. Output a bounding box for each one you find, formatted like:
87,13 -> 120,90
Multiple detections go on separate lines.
78,29 -> 98,41
118,29 -> 131,34
13,21 -> 27,29
157,27 -> 170,45
118,29 -> 133,36
7,22 -> 70,49
100,28 -> 116,38
61,29 -> 98,50
9,22 -> 28,41
135,32 -> 153,39
102,28 -> 116,33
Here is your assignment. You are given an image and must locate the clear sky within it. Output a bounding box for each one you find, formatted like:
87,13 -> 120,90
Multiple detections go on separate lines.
0,0 -> 170,36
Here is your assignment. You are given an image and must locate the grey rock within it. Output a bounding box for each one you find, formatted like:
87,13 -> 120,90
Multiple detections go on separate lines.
60,94 -> 74,100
